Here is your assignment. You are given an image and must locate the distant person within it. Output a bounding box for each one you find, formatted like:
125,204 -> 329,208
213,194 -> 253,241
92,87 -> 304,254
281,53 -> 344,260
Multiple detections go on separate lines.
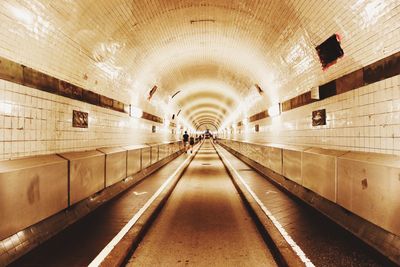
189,136 -> 195,153
183,131 -> 189,152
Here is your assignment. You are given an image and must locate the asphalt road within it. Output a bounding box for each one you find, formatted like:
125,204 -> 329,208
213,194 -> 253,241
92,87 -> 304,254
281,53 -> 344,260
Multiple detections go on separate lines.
10,151 -> 193,267
128,141 -> 277,266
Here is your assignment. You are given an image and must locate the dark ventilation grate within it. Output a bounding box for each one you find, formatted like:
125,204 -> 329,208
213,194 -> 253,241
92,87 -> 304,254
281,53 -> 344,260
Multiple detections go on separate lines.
316,34 -> 344,70
190,19 -> 215,24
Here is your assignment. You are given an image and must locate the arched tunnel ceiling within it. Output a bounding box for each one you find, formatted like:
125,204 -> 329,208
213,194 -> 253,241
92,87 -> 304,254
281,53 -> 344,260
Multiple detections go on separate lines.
1,0 -> 398,130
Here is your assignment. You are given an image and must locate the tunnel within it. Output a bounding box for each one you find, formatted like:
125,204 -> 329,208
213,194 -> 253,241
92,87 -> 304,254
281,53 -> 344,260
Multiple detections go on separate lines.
0,0 -> 399,266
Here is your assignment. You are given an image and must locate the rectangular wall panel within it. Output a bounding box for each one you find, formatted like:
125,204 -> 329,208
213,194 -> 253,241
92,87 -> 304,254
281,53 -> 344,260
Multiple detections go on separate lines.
302,148 -> 347,202
151,145 -> 159,164
0,155 -> 68,240
124,145 -> 145,176
97,147 -> 127,187
283,149 -> 302,184
337,152 -> 400,236
158,144 -> 167,160
254,145 -> 267,167
267,145 -> 283,175
141,146 -> 151,168
59,150 -> 105,205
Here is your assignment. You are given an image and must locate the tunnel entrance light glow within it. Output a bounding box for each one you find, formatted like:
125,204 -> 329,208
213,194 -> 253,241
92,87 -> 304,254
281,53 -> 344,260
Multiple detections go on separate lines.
268,104 -> 280,117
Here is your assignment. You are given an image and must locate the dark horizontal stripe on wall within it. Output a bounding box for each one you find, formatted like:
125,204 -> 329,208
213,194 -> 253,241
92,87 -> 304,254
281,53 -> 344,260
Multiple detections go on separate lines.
142,111 -> 163,124
282,91 -> 317,112
0,56 -> 127,113
279,50 -> 400,113
249,110 -> 268,122
237,109 -> 270,127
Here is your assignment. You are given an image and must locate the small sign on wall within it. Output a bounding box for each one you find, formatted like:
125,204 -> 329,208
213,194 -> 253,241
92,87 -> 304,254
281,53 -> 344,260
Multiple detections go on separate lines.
312,109 -> 326,126
72,110 -> 88,128
152,125 -> 156,133
255,124 -> 259,132
311,87 -> 320,100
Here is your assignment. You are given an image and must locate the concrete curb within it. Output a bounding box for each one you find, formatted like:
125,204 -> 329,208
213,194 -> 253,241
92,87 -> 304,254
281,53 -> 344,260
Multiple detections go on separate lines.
214,143 -> 306,267
99,142 -> 203,266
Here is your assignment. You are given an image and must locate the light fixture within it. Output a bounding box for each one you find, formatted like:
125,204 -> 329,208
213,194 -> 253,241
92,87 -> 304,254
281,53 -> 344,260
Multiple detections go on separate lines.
8,4 -> 34,25
268,103 -> 281,117
130,106 -> 143,118
0,103 -> 12,115
164,119 -> 170,128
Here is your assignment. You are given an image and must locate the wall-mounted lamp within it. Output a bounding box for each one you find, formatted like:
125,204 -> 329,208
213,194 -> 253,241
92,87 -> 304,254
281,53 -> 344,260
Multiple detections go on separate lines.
131,106 -> 143,118
164,119 -> 170,129
268,103 -> 281,117
8,4 -> 34,25
0,103 -> 12,115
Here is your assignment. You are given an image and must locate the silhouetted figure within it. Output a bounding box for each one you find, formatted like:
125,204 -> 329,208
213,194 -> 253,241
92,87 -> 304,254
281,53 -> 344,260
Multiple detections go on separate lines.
183,131 -> 189,152
189,136 -> 195,153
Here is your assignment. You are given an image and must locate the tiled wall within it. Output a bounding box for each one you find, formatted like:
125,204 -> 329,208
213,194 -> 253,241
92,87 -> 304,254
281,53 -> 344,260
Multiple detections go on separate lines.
231,74 -> 400,155
0,79 -> 177,160
0,0 -> 399,158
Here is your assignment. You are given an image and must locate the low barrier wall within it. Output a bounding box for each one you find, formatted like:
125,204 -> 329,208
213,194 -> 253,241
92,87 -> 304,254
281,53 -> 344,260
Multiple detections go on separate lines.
0,140 -> 184,265
219,139 -> 400,265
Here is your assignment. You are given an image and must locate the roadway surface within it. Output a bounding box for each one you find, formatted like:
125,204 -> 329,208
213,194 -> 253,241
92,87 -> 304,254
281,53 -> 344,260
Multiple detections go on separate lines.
10,140 -> 395,267
10,150 -> 193,267
127,140 -> 277,266
215,143 -> 396,267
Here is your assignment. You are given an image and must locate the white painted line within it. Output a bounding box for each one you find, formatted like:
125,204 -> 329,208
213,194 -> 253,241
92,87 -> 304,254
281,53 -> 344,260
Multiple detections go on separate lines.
89,151 -> 195,267
217,147 -> 315,267
133,191 -> 148,196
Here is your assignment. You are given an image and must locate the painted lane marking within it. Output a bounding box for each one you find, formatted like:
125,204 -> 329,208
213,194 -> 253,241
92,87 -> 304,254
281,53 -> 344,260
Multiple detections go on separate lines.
265,190 -> 278,195
88,152 -> 195,267
133,191 -> 148,196
217,147 -> 315,267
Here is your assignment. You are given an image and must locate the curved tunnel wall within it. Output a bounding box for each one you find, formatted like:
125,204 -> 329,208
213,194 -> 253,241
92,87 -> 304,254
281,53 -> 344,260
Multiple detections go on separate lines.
0,1 -> 398,160
0,1 -> 398,265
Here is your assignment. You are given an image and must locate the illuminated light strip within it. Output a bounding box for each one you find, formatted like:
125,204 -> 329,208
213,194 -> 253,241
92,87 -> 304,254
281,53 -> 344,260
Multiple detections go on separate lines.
217,147 -> 315,267
88,149 -> 197,267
